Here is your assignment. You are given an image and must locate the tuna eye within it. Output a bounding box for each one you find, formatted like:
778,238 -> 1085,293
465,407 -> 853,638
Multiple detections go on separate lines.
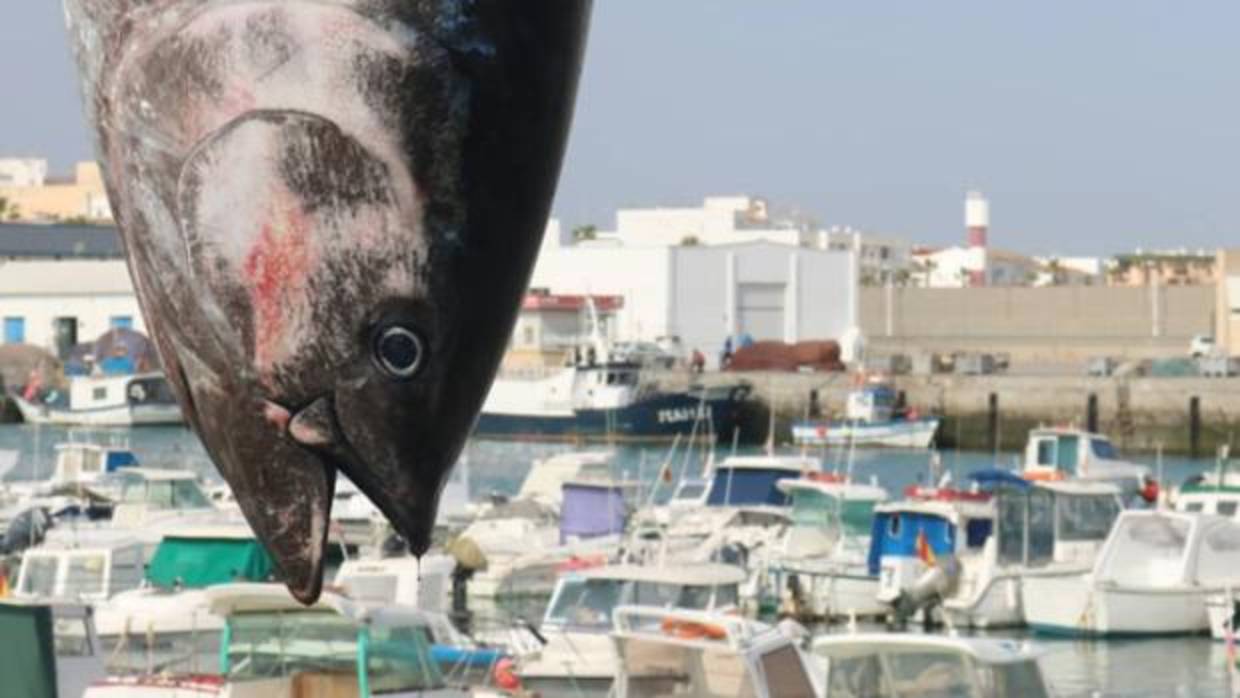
373,326 -> 424,379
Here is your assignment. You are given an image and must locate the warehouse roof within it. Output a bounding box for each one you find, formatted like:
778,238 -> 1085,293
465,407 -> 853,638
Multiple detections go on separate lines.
0,223 -> 124,259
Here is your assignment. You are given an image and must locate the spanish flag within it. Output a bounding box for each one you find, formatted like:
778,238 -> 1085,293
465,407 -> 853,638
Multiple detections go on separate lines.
0,570 -> 9,599
916,529 -> 937,567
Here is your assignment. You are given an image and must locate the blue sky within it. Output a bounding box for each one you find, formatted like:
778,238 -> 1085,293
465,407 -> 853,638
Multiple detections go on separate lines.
3,2 -> 1237,254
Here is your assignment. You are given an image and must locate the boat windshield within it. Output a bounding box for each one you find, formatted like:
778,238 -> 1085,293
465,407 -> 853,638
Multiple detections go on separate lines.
19,555 -> 59,597
1090,439 -> 1118,459
226,610 -> 443,692
1099,515 -> 1190,586
120,477 -> 212,510
63,553 -> 107,598
824,648 -> 1048,698
545,578 -> 726,630
705,468 -> 794,507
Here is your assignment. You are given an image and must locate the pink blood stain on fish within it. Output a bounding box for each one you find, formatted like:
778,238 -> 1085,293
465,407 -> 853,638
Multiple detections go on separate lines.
242,194 -> 316,373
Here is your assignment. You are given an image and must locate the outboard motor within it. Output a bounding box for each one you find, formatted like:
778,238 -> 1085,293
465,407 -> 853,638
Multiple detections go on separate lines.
2,507 -> 51,554
890,555 -> 962,626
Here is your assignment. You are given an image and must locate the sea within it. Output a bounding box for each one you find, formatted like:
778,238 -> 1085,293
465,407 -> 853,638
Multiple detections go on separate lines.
1,423 -> 1235,698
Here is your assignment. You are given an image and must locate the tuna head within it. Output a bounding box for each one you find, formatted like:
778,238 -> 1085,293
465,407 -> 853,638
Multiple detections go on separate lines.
63,0 -> 592,602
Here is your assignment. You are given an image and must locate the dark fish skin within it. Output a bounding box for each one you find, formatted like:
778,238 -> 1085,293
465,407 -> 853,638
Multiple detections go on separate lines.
64,0 -> 592,603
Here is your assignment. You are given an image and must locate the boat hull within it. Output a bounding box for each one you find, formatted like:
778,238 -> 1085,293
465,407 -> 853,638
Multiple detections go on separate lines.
792,418 -> 939,449
476,389 -> 747,442
13,396 -> 183,427
1024,574 -> 1212,637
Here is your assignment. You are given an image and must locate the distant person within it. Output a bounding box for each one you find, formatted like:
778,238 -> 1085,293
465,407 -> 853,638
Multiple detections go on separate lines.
691,349 -> 705,374
721,336 -> 734,368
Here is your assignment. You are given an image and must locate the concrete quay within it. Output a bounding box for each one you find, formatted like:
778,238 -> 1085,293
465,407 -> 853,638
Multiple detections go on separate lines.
654,370 -> 1240,457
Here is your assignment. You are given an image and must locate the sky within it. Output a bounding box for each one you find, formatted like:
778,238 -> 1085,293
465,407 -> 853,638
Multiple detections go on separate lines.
3,2 -> 1237,256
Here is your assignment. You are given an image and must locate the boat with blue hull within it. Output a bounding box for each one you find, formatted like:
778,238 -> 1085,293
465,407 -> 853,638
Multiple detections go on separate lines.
477,361 -> 749,442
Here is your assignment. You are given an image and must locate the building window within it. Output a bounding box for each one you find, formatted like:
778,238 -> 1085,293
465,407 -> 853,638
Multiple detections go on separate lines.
110,316 -> 134,330
3,317 -> 25,344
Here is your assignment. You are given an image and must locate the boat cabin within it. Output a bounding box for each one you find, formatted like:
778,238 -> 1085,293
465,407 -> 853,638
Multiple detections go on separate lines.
335,554 -> 455,614
84,584 -> 457,698
611,605 -> 819,698
811,634 -> 1051,698
1022,428 -> 1150,495
1176,473 -> 1240,519
869,497 -> 994,602
109,469 -> 216,528
50,443 -> 138,487
542,563 -> 746,633
1091,511 -> 1240,589
992,480 -> 1123,569
15,538 -> 146,602
143,528 -> 274,589
777,477 -> 888,559
845,385 -> 898,424
560,478 -> 633,543
704,456 -> 812,508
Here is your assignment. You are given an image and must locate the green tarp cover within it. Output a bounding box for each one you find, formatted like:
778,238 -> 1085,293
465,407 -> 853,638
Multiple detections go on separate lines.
0,603 -> 57,698
147,537 -> 275,588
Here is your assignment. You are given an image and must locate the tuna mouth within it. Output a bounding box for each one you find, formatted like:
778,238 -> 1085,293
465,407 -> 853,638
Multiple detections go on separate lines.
265,396 -> 340,450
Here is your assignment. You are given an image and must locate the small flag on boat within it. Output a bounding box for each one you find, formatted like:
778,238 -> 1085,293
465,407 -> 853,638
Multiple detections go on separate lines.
0,569 -> 8,598
916,529 -> 937,567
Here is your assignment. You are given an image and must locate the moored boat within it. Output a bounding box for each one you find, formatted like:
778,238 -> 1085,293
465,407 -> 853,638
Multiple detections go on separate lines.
792,383 -> 939,449
1024,510 -> 1240,637
12,372 -> 183,427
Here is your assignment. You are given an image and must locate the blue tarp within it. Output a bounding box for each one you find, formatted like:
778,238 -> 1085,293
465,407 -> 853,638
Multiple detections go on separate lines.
705,468 -> 796,507
104,449 -> 138,473
969,469 -> 1031,491
560,482 -> 627,543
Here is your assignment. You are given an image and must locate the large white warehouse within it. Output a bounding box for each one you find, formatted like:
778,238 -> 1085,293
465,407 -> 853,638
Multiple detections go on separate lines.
531,237 -> 858,364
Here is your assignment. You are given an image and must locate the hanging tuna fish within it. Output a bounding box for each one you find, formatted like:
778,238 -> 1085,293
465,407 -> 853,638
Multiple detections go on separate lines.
63,1 -> 592,602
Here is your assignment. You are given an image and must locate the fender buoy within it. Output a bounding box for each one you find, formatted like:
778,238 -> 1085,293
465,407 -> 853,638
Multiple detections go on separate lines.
494,657 -> 520,692
660,617 -> 727,641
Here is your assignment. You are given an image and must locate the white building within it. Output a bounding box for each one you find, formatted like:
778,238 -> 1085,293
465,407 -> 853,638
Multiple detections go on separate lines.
531,236 -> 858,366
819,226 -> 913,284
611,195 -> 810,247
0,259 -> 144,354
0,159 -> 49,188
913,246 -> 1042,288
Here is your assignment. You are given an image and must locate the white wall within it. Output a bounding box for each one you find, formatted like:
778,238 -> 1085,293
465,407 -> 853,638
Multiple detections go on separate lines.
529,246 -> 673,340
0,260 -> 144,351
0,159 -> 48,187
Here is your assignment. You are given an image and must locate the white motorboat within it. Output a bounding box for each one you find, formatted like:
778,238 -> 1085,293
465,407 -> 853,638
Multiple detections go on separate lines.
84,583 -> 469,697
1021,426 -> 1153,501
942,476 -> 1123,629
515,562 -> 746,698
762,474 -> 889,620
13,536 -> 148,604
611,605 -> 820,698
810,631 -> 1055,697
792,383 -> 939,449
12,372 -> 183,427
1024,510 -> 1240,636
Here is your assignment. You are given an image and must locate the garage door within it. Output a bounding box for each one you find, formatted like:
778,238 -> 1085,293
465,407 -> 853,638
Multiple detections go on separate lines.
737,283 -> 785,340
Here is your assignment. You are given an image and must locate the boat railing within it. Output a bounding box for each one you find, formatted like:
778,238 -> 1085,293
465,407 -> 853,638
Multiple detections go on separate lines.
612,605 -> 758,650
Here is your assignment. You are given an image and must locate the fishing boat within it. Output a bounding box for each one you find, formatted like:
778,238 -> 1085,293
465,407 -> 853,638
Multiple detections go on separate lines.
1024,510 -> 1240,637
476,299 -> 748,442
870,485 -> 996,623
84,583 -> 469,697
942,475 -> 1123,629
792,383 -> 939,449
1020,426 -> 1154,501
761,474 -> 889,620
810,632 -> 1055,697
514,563 -> 746,698
12,372 -> 183,427
610,605 -> 819,698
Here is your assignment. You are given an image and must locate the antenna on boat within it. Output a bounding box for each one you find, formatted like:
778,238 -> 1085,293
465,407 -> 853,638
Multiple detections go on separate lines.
1155,442 -> 1166,510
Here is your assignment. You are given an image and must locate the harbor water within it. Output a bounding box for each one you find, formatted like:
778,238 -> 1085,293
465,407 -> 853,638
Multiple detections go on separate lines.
1,424 -> 1236,697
